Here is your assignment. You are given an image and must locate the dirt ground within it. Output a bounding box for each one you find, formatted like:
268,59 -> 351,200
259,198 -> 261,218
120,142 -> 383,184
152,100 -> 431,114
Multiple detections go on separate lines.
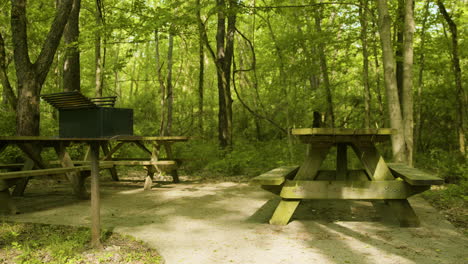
2,174 -> 468,264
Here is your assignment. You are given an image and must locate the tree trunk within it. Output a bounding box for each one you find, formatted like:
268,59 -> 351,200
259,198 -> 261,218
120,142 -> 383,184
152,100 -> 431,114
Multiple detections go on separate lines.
216,0 -> 235,149
94,0 -> 103,97
165,30 -> 174,136
359,0 -> 371,128
11,0 -> 73,136
376,0 -> 406,162
63,0 -> 81,92
155,30 -> 166,136
224,1 -> 235,147
372,7 -> 385,127
314,8 -> 334,127
415,0 -> 430,154
216,0 -> 228,148
395,0 -> 405,105
0,32 -> 16,110
113,44 -> 121,97
196,0 -> 204,136
437,0 -> 466,156
402,0 -> 415,166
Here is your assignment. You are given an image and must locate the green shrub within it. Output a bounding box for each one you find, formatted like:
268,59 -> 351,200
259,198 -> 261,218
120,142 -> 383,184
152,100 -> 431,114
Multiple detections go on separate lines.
417,148 -> 467,183
179,139 -> 305,177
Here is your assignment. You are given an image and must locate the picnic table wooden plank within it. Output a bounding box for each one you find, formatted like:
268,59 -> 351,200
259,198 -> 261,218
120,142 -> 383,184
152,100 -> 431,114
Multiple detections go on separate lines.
102,160 -> 177,166
100,142 -> 119,181
0,136 -> 107,141
294,135 -> 392,143
0,136 -> 188,142
162,142 -> 180,183
101,142 -> 125,160
0,164 -> 113,180
55,142 -> 88,199
351,142 -> 394,181
388,163 -> 444,185
0,163 -> 25,169
279,180 -> 427,199
336,143 -> 347,180
11,159 -> 35,196
292,128 -> 395,136
250,166 -> 299,185
113,136 -> 189,142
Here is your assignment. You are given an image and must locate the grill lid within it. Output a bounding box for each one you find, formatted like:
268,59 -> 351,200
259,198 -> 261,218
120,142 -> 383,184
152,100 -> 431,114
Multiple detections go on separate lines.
41,91 -> 117,110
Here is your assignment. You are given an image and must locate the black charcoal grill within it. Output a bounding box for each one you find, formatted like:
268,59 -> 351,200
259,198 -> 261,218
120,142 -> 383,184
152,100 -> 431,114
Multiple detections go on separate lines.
41,91 -> 133,138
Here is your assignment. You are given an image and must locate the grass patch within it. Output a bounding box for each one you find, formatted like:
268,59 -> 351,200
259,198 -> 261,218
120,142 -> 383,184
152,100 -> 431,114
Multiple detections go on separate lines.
0,222 -> 162,264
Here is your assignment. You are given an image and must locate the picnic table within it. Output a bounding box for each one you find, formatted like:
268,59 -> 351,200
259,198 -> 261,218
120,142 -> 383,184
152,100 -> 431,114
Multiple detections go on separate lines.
251,128 -> 443,227
0,135 -> 188,247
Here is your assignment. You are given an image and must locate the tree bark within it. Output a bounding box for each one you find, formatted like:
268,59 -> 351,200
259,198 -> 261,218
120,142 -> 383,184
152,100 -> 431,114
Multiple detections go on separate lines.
0,32 -> 16,110
155,30 -> 166,136
359,0 -> 371,128
216,0 -> 235,149
314,8 -> 334,127
376,0 -> 407,162
196,0 -> 204,136
165,30 -> 174,136
395,0 -> 405,105
11,0 -> 73,136
372,7 -> 385,127
415,0 -> 430,154
94,0 -> 103,97
402,0 -> 415,166
113,44 -> 121,97
63,0 -> 81,92
437,0 -> 466,156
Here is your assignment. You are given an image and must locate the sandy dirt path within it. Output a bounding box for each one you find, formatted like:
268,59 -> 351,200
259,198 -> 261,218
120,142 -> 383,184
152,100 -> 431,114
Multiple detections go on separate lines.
3,177 -> 468,264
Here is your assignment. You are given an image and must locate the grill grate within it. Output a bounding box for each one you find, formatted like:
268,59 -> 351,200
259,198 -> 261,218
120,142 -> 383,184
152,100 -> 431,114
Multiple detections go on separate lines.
41,91 -> 117,110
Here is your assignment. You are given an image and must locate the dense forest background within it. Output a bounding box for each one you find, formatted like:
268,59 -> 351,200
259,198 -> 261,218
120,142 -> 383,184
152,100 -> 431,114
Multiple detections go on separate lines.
0,0 -> 466,184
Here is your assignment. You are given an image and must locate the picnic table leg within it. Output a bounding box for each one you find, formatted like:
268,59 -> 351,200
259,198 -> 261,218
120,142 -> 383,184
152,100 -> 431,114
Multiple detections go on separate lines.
269,143 -> 331,225
13,143 -> 46,196
89,142 -> 102,248
55,143 -> 88,199
269,199 -> 301,225
163,143 -> 179,183
385,199 -> 420,227
0,142 -> 7,154
336,143 -> 348,180
11,158 -> 34,197
295,143 -> 332,180
351,142 -> 421,227
350,142 -> 394,181
0,188 -> 18,215
100,142 -> 119,181
144,142 -> 162,190
0,142 -> 18,214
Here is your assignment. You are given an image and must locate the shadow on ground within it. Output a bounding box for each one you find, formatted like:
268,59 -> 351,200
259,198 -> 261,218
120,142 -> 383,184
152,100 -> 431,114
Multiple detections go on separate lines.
3,175 -> 467,264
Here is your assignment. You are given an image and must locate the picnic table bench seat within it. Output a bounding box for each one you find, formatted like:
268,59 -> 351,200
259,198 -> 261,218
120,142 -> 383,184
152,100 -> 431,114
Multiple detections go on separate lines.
387,163 -> 444,186
0,159 -> 179,171
250,166 -> 300,186
0,164 -> 113,215
0,163 -> 25,169
0,164 -> 114,181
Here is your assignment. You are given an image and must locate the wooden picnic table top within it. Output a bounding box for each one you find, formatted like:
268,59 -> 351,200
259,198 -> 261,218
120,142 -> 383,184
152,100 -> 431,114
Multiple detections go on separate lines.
291,128 -> 395,136
0,135 -> 189,143
291,128 -> 395,143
